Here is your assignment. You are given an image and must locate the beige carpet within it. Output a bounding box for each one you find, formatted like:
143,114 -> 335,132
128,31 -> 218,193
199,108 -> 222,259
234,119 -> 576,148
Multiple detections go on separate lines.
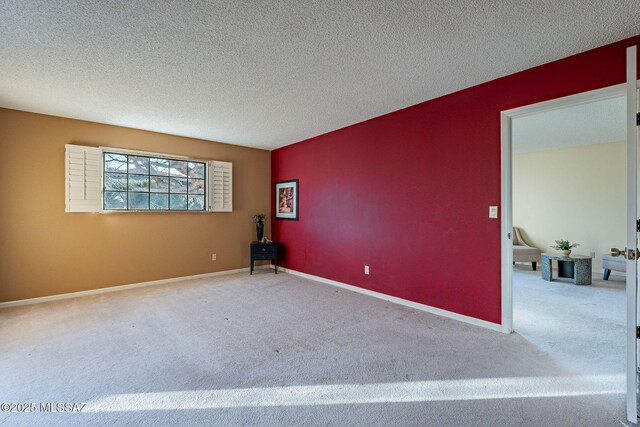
0,269 -> 629,426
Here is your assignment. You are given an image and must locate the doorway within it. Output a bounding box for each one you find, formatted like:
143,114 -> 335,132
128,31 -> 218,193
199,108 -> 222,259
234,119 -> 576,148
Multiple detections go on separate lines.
501,83 -> 627,330
500,82 -> 636,418
502,46 -> 640,423
510,90 -> 627,376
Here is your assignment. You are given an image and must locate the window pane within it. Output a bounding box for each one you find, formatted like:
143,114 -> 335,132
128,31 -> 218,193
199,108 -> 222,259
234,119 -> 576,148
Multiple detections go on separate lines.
104,153 -> 127,172
170,160 -> 188,177
103,152 -> 208,212
129,192 -> 149,209
188,179 -> 205,194
128,156 -> 149,174
170,194 -> 187,210
150,158 -> 169,176
128,175 -> 149,192
105,173 -> 127,191
188,162 -> 205,179
188,195 -> 205,210
104,191 -> 127,209
150,193 -> 169,210
150,176 -> 169,193
170,177 -> 188,193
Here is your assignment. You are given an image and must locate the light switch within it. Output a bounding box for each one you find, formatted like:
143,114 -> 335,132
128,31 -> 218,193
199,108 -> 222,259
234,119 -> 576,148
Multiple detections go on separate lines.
489,206 -> 498,219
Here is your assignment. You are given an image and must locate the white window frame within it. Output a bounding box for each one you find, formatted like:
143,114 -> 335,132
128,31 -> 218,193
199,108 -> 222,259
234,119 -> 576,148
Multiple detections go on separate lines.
64,144 -> 232,213
100,147 -> 210,213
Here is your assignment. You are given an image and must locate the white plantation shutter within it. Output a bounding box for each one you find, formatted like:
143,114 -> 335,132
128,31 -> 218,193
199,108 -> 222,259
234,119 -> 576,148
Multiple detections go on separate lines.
209,160 -> 232,212
65,144 -> 101,212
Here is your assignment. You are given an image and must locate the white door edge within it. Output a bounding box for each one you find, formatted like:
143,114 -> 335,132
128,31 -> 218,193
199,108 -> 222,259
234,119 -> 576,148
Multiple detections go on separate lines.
625,45 -> 638,424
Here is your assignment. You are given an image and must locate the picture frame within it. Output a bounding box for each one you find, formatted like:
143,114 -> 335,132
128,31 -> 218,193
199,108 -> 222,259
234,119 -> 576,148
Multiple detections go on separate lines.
275,179 -> 298,220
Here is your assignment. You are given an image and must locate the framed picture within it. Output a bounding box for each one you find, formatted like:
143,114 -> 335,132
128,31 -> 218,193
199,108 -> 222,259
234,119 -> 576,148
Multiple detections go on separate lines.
275,179 -> 298,220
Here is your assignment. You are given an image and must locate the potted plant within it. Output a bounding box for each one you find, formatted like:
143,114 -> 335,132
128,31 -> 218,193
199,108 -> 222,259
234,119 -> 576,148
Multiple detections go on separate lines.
252,214 -> 267,242
551,239 -> 579,257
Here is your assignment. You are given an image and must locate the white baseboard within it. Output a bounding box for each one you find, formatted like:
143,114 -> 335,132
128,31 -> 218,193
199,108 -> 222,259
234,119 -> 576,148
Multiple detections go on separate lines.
0,266 -> 267,309
272,265 -> 507,334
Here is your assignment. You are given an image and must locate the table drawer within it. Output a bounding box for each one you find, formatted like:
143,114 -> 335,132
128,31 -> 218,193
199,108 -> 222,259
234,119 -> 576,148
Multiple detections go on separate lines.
252,253 -> 276,261
251,246 -> 277,255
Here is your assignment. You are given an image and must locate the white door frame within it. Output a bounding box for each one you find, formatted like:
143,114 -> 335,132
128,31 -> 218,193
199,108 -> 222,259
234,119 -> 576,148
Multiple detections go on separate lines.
625,45 -> 638,423
500,82 -> 630,334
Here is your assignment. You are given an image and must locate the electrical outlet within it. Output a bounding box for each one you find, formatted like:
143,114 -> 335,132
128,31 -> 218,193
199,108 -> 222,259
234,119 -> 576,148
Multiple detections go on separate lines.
364,265 -> 370,275
211,254 -> 217,261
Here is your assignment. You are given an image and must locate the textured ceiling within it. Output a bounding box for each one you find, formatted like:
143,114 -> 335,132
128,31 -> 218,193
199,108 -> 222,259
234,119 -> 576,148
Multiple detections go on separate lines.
0,1 -> 639,150
512,96 -> 626,154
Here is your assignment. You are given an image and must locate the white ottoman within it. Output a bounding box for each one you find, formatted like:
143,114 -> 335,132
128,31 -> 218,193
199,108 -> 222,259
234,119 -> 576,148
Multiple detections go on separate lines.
602,254 -> 626,280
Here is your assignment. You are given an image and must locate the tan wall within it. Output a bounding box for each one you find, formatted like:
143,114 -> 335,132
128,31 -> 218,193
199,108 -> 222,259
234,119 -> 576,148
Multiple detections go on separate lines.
0,108 -> 271,302
513,141 -> 626,272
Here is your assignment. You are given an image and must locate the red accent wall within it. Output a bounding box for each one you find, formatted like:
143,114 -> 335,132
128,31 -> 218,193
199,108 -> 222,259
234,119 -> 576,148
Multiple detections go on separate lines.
271,35 -> 640,325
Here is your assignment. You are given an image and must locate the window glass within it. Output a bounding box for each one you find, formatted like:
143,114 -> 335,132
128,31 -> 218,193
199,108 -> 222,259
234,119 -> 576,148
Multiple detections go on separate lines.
103,152 -> 206,211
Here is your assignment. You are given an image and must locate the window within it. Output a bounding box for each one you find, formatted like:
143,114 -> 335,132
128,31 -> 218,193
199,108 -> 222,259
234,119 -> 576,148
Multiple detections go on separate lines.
65,144 -> 232,213
103,152 -> 207,211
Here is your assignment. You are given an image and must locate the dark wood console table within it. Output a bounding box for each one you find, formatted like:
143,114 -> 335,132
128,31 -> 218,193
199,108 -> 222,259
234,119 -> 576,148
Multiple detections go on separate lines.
250,241 -> 279,274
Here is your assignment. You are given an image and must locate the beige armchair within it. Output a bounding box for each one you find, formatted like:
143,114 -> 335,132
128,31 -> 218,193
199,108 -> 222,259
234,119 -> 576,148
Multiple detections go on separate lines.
513,227 -> 542,271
